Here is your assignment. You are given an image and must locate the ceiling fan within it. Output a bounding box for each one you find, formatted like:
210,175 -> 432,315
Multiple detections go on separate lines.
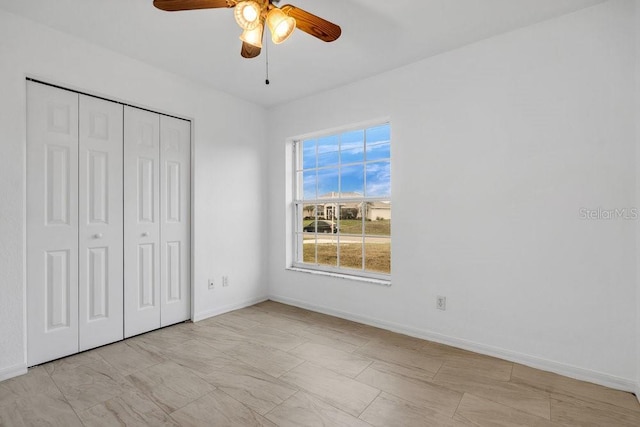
153,0 -> 342,59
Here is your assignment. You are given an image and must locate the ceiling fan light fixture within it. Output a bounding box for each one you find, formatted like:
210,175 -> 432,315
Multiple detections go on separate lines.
153,0 -> 342,59
234,1 -> 262,30
266,8 -> 296,44
240,22 -> 263,48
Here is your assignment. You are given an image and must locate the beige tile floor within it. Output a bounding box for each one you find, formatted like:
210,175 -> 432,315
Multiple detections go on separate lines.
1,300 -> 639,426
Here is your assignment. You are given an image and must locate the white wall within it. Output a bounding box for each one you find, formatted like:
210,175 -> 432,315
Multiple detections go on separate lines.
636,0 -> 640,403
267,0 -> 637,390
0,9 -> 268,380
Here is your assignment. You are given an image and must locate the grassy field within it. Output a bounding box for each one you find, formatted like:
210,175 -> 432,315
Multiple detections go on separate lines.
303,219 -> 390,236
303,242 -> 391,273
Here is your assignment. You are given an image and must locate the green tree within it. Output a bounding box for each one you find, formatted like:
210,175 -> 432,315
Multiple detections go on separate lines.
304,205 -> 315,219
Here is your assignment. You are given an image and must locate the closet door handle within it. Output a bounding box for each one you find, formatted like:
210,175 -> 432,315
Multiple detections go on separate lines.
142,232 -> 149,237
93,233 -> 103,239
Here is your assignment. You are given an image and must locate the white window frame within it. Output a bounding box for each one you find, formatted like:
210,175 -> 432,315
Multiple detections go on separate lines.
288,120 -> 391,282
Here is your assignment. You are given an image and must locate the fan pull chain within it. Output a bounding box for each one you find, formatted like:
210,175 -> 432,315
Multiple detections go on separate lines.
265,39 -> 270,85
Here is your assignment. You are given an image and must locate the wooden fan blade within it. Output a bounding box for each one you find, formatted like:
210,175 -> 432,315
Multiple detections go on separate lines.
153,0 -> 234,12
280,5 -> 341,42
241,42 -> 262,58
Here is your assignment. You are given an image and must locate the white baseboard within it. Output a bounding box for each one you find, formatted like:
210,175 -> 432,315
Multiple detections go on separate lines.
193,296 -> 268,322
0,363 -> 27,382
269,295 -> 636,394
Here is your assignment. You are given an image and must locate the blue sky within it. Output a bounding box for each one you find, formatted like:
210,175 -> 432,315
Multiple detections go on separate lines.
302,124 -> 390,199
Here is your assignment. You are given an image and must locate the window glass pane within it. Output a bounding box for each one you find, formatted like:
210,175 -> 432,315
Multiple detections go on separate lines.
304,217 -> 338,233
324,205 -> 338,221
301,203 -> 318,224
302,235 -> 317,264
316,205 -> 326,219
339,235 -> 363,270
317,167 -> 339,197
366,124 -> 390,144
366,142 -> 390,161
303,170 -> 317,200
338,204 -> 362,238
364,236 -> 390,274
316,237 -> 338,267
317,135 -> 339,167
341,130 -> 364,164
340,164 -> 364,196
366,161 -> 391,197
339,204 -> 360,222
364,201 -> 391,235
302,140 -> 316,170
339,217 -> 363,235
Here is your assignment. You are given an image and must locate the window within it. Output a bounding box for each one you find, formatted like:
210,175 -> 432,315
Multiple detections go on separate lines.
292,122 -> 391,280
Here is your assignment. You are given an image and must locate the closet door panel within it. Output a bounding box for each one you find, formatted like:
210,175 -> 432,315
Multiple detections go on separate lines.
124,107 -> 161,338
78,95 -> 124,351
160,116 -> 191,326
27,82 -> 79,366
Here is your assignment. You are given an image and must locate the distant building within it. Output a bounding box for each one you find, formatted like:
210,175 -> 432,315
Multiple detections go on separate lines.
306,192 -> 390,221
364,201 -> 391,221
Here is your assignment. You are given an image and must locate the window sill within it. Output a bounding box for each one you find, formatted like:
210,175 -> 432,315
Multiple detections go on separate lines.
286,267 -> 391,287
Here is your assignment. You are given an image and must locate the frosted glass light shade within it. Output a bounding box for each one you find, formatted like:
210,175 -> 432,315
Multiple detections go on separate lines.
266,8 -> 296,44
240,23 -> 263,48
234,1 -> 261,30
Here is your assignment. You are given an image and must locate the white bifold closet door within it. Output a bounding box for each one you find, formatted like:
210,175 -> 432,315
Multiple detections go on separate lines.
27,82 -> 124,366
123,107 -> 160,337
78,94 -> 124,351
159,115 -> 191,327
124,107 -> 190,338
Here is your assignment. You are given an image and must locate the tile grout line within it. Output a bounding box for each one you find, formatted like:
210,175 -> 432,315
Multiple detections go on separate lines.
431,358 -> 446,380
356,388 -> 382,419
353,360 -> 375,379
214,387 -> 280,421
262,389 -> 301,420
276,358 -> 306,379
42,365 -> 86,425
451,391 -> 466,420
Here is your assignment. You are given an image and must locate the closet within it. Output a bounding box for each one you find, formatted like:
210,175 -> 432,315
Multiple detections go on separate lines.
26,81 -> 191,366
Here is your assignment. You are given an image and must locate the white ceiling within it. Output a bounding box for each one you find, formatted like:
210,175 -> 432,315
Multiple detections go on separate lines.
0,0 -> 605,107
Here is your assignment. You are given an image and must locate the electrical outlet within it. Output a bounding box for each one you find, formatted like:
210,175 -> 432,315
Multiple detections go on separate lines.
222,276 -> 229,287
208,279 -> 215,290
436,296 -> 446,311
